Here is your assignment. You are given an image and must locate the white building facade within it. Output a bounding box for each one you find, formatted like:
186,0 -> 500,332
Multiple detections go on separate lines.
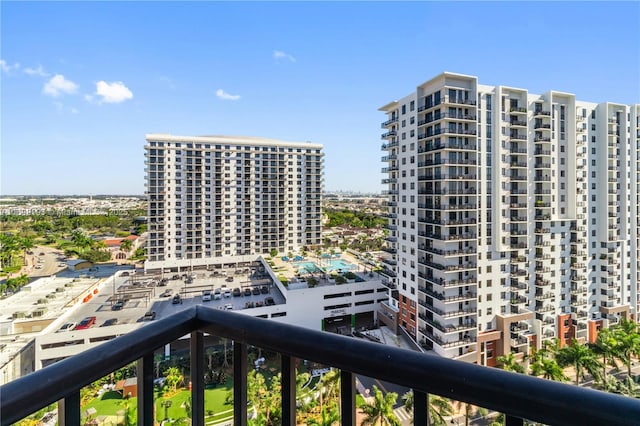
380,72 -> 640,365
144,134 -> 323,271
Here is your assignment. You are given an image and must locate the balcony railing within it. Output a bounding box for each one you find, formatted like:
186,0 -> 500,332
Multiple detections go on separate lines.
2,306 -> 640,426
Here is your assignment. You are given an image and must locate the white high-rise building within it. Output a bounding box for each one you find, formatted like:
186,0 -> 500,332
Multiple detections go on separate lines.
144,134 -> 323,271
379,72 -> 640,365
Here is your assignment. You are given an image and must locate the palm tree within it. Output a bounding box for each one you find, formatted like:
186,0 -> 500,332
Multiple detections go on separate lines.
19,236 -> 34,264
360,385 -> 399,426
120,239 -> 133,252
164,366 -> 182,393
557,339 -> 602,385
497,353 -> 525,374
308,404 -> 340,426
401,390 -> 452,426
529,349 -> 568,382
612,320 -> 640,378
590,327 -> 619,383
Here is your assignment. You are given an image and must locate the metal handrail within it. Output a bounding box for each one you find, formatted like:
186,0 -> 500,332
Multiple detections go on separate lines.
2,306 -> 640,425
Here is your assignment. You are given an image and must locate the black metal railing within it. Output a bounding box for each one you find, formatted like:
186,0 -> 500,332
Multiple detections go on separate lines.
2,306 -> 640,425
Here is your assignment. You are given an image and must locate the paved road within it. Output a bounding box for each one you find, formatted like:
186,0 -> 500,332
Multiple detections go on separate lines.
26,246 -> 67,278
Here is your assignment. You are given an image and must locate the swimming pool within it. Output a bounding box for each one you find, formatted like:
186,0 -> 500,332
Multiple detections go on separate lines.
295,261 -> 323,274
324,259 -> 356,272
295,259 -> 357,274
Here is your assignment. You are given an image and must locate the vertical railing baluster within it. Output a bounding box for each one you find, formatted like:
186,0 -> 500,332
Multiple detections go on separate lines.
281,355 -> 296,426
191,331 -> 205,426
414,390 -> 427,426
340,370 -> 355,426
505,414 -> 524,426
234,342 -> 247,426
137,352 -> 154,425
57,390 -> 80,426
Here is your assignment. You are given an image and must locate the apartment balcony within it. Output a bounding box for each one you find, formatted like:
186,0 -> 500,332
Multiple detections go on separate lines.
381,257 -> 398,267
381,116 -> 399,128
444,96 -> 477,107
418,140 -> 476,153
381,130 -> 397,139
420,328 -> 477,349
421,317 -> 476,334
418,173 -> 477,181
534,123 -> 552,130
418,158 -> 477,167
533,110 -> 551,117
380,140 -> 399,150
511,321 -> 530,332
510,107 -> 527,114
381,246 -> 397,254
5,307 -> 636,426
510,161 -> 528,168
511,296 -> 528,305
420,246 -> 477,258
510,134 -> 527,141
510,119 -> 527,127
535,292 -> 555,301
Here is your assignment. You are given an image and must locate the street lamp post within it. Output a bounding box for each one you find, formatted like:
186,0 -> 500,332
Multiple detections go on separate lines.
161,400 -> 172,420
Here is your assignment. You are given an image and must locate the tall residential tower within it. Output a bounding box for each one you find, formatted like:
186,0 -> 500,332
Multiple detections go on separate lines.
144,134 -> 323,271
379,72 -> 640,364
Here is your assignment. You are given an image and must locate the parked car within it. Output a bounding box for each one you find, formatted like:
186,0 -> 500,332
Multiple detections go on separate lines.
112,300 -> 125,310
75,316 -> 97,330
260,285 -> 269,294
213,288 -> 222,300
252,287 -> 261,295
101,318 -> 118,327
160,289 -> 172,298
264,297 -> 275,306
245,301 -> 254,309
255,301 -> 264,308
172,294 -> 182,304
223,288 -> 232,298
158,278 -> 169,287
225,276 -> 234,282
243,288 -> 252,297
224,304 -> 233,310
202,290 -> 212,302
172,274 -> 180,280
58,322 -> 77,332
143,311 -> 156,321
232,287 -> 241,297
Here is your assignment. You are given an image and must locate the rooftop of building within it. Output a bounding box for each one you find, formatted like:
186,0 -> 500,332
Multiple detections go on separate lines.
145,133 -> 323,149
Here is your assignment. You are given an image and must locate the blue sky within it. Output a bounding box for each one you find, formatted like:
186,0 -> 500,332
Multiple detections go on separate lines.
1,1 -> 639,195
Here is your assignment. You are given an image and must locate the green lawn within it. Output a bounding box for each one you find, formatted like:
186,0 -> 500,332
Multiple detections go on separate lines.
85,380 -> 234,422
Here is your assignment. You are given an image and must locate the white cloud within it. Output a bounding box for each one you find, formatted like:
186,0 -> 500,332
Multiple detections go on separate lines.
43,74 -> 78,97
84,94 -> 94,102
24,65 -> 49,77
0,59 -> 20,73
273,50 -> 296,62
95,81 -> 133,103
71,108 -> 79,114
216,89 -> 241,101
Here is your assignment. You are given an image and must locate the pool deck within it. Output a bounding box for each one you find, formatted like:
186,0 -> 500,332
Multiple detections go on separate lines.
270,251 -> 378,288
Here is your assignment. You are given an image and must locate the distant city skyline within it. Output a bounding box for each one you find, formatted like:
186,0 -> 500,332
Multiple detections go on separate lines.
2,2 -> 639,195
